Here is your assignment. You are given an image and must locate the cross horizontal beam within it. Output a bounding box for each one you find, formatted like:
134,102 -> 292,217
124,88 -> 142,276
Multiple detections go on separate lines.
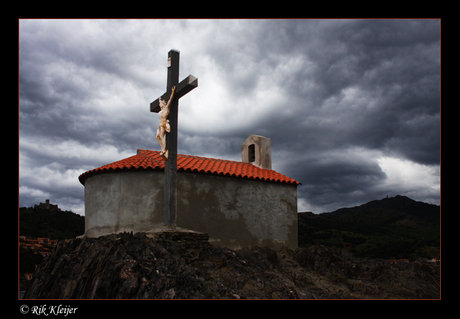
150,75 -> 198,113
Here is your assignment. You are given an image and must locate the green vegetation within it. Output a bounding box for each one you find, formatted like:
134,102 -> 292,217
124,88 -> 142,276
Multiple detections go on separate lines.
298,195 -> 440,261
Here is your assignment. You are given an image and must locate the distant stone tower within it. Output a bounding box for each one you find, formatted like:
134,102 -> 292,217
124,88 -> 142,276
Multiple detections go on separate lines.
34,199 -> 58,211
241,135 -> 272,170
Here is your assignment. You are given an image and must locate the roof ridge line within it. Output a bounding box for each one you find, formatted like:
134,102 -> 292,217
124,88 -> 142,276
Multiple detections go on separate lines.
140,149 -> 259,167
79,149 -> 301,186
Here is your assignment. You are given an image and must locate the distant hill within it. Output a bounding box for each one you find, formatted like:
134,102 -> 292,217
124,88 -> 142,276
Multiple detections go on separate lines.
20,204 -> 85,240
323,195 -> 440,224
298,195 -> 440,260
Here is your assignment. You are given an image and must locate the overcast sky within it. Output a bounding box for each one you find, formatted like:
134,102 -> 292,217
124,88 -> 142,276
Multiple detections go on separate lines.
19,19 -> 440,215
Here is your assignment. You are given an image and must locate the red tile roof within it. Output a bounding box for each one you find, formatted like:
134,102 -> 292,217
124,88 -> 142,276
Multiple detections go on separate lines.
79,149 -> 300,186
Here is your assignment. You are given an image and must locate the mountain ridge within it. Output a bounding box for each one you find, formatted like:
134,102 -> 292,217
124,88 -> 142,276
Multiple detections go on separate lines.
298,195 -> 440,260
321,195 -> 439,225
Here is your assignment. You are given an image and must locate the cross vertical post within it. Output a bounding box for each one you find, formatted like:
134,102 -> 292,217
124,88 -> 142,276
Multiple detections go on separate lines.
150,50 -> 198,228
164,50 -> 179,227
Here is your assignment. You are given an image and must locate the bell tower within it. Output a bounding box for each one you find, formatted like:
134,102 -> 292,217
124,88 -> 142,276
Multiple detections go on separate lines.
241,135 -> 272,170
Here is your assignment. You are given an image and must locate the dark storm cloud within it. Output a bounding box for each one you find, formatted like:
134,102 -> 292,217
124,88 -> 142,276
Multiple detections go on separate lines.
254,20 -> 440,163
282,148 -> 389,213
225,19 -> 440,212
19,19 -> 440,215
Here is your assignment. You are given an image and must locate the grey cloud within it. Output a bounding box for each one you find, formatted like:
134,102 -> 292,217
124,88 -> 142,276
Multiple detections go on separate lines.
297,157 -> 388,212
19,19 -> 440,214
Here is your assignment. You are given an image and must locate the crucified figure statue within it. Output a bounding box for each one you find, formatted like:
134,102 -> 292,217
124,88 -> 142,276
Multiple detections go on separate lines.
156,86 -> 176,159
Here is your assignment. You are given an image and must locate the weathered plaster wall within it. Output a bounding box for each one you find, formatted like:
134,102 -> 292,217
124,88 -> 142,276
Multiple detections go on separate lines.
84,170 -> 297,249
84,172 -> 164,237
177,173 -> 297,249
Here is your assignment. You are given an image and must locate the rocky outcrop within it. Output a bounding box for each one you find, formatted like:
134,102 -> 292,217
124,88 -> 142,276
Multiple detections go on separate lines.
24,232 -> 440,299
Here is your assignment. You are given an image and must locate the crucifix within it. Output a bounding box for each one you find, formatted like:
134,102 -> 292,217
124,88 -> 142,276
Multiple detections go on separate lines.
150,49 -> 198,227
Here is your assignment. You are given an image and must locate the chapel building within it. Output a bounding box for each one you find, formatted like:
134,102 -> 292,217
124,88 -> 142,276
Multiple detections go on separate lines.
79,135 -> 300,249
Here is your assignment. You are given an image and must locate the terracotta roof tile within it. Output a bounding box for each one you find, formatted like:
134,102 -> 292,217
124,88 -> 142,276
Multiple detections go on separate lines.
79,149 -> 300,186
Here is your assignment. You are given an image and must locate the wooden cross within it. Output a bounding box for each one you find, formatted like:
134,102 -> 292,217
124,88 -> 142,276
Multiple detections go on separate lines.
150,49 -> 198,227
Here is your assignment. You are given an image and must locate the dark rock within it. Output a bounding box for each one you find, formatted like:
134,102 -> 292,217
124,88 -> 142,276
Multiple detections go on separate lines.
24,233 -> 440,299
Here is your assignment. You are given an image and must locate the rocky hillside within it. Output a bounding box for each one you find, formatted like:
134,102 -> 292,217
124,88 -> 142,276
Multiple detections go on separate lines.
24,232 -> 440,299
